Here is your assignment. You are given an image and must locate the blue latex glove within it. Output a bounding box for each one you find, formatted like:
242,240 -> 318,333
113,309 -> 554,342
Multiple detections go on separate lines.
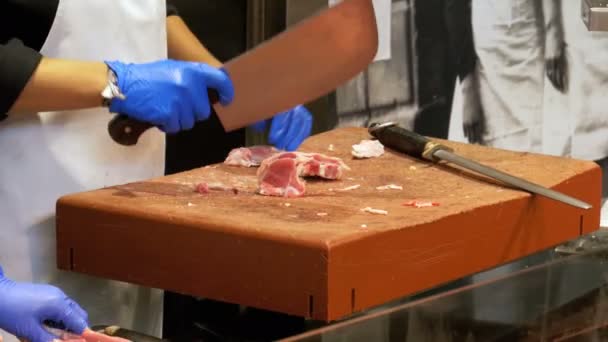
0,266 -> 88,342
250,105 -> 313,151
105,59 -> 235,134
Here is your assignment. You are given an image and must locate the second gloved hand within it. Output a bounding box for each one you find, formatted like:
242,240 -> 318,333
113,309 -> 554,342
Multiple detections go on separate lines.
250,105 -> 313,151
105,59 -> 235,134
0,266 -> 88,342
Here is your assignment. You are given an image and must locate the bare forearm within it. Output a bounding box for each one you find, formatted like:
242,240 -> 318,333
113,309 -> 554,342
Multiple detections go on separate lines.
542,0 -> 564,40
9,58 -> 107,114
166,16 -> 222,67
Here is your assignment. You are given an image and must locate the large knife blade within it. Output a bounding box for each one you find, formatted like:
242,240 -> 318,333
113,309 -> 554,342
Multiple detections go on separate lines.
368,122 -> 592,210
108,0 -> 379,146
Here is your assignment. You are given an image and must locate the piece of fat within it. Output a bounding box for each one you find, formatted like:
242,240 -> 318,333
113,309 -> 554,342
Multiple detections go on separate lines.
376,184 -> 403,191
352,140 -> 385,159
336,184 -> 361,192
361,207 -> 388,215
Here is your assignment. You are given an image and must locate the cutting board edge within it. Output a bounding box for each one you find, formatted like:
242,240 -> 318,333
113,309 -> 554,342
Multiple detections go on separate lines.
55,200 -> 335,320
320,164 -> 601,321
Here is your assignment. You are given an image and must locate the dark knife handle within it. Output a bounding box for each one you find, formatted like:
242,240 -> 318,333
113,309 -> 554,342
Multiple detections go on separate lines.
369,123 -> 446,161
108,89 -> 221,146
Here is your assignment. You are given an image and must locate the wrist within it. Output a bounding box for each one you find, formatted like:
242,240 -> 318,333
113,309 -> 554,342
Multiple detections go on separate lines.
102,61 -> 127,110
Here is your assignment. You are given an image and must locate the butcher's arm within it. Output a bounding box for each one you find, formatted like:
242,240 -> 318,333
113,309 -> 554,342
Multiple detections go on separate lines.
3,40 -> 108,115
166,15 -> 223,67
543,0 -> 564,58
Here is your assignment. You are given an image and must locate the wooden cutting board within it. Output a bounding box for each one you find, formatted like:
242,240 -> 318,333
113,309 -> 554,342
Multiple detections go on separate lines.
55,127 -> 601,322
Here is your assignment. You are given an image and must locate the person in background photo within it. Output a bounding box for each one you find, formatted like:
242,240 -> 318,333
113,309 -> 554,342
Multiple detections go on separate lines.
458,0 -> 566,153
542,0 -> 608,222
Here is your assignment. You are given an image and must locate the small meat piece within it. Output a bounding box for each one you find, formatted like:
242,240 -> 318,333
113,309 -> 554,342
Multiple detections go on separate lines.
360,207 -> 388,215
257,157 -> 306,197
48,327 -> 131,342
224,145 -> 280,167
257,152 -> 350,197
352,140 -> 384,159
81,329 -> 132,342
195,183 -> 210,194
195,182 -> 239,195
376,184 -> 403,191
402,200 -> 440,208
333,184 -> 361,192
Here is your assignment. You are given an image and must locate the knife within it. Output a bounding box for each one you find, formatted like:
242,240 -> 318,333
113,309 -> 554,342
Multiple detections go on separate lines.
108,0 -> 379,146
368,122 -> 593,210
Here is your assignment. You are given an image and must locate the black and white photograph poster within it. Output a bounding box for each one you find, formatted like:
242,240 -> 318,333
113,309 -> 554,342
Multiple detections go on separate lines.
331,0 -> 608,226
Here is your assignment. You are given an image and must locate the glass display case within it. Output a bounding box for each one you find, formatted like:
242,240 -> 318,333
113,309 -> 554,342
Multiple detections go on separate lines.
281,231 -> 608,341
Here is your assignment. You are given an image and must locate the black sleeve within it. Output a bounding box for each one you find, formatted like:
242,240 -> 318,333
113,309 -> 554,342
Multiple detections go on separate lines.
167,1 -> 179,17
0,39 -> 43,116
1,0 -> 59,116
445,0 -> 477,80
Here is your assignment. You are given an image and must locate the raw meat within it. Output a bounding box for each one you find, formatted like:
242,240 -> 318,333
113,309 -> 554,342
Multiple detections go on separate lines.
257,152 -> 350,197
360,207 -> 388,215
195,182 -> 239,195
376,184 -> 403,191
224,145 -> 280,167
330,184 -> 361,192
49,327 -> 131,342
81,329 -> 132,342
352,140 -> 384,159
402,200 -> 440,208
257,157 -> 306,197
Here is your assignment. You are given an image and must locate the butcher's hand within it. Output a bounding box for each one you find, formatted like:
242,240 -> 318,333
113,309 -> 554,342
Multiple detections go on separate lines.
250,105 -> 313,151
105,60 -> 235,134
543,0 -> 567,92
0,266 -> 88,342
545,45 -> 568,93
461,73 -> 486,144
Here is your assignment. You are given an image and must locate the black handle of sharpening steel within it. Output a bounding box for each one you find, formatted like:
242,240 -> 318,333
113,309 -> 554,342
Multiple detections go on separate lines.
369,123 -> 433,161
107,89 -> 221,146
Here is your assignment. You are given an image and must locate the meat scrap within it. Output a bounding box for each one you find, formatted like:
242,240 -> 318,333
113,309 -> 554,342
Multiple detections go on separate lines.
49,327 -> 131,342
376,184 -> 403,191
257,152 -> 350,197
224,145 -> 281,167
195,182 -> 238,195
332,184 -> 361,192
361,207 -> 388,215
352,140 -> 384,159
402,200 -> 440,208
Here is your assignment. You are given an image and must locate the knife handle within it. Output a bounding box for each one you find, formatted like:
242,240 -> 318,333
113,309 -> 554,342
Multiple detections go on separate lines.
108,89 -> 220,146
369,123 -> 447,161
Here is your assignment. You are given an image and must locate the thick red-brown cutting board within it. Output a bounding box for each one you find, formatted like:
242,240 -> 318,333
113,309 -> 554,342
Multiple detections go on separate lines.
55,127 -> 601,322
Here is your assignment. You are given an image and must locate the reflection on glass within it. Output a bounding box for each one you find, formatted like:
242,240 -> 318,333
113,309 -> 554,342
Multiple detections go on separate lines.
282,244 -> 608,341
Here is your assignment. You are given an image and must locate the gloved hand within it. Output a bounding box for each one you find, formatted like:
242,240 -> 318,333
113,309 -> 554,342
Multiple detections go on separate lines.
105,59 -> 235,134
0,266 -> 88,342
250,105 -> 313,151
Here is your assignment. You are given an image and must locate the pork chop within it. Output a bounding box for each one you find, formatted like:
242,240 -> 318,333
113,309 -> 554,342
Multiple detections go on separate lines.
257,152 -> 349,197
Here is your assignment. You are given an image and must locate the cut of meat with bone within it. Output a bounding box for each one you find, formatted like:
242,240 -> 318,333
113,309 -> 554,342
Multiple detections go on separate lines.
224,146 -> 280,167
257,157 -> 306,197
257,152 -> 349,197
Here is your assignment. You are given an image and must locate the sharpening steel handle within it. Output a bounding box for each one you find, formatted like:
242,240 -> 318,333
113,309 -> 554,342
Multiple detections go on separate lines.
108,89 -> 220,146
370,124 -> 435,161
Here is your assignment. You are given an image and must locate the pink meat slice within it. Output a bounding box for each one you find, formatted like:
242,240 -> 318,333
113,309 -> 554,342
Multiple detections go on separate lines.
224,146 -> 280,167
257,158 -> 306,197
257,152 -> 349,197
54,329 -> 131,342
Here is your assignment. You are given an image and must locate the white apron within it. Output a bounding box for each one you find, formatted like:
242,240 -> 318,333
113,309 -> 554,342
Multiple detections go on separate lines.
0,1 -> 167,340
469,0 -> 545,153
543,0 -> 608,162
